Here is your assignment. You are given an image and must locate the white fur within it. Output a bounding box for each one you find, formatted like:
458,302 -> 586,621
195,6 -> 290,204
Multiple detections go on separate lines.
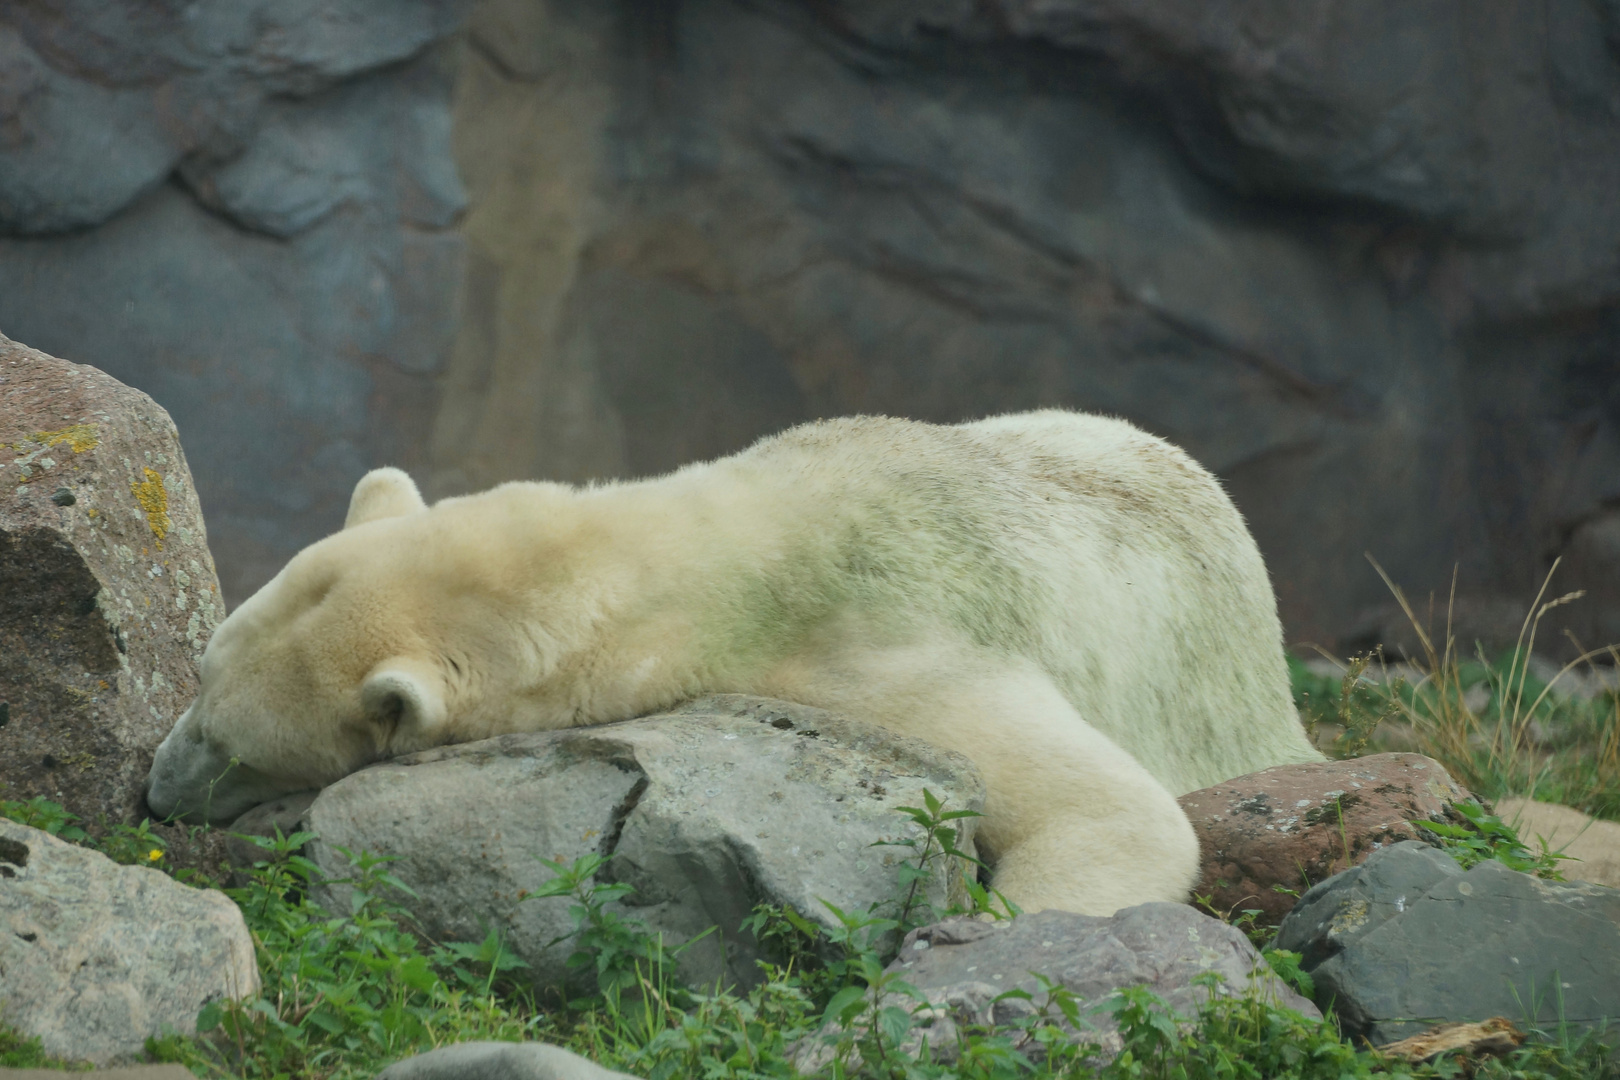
146,411 -> 1322,914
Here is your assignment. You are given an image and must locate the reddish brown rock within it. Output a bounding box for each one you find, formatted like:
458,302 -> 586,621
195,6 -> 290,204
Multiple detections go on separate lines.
0,333 -> 224,851
1179,753 -> 1470,926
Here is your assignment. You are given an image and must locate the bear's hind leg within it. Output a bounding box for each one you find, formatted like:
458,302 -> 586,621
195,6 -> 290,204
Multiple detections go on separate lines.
792,648 -> 1200,917
961,682 -> 1200,916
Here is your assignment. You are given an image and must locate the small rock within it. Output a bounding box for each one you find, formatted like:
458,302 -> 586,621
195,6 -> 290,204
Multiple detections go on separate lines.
1179,753 -> 1470,924
0,819 -> 258,1065
1274,841 -> 1620,1045
800,904 -> 1319,1068
377,1042 -> 637,1080
300,695 -> 984,994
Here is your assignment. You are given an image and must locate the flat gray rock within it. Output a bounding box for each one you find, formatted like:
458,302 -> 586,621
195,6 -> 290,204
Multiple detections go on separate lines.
1275,841 -> 1620,1044
0,820 -> 258,1065
302,695 -> 984,994
377,1042 -> 635,1080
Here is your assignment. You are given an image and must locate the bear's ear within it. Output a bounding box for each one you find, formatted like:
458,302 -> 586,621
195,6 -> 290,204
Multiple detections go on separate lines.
360,660 -> 448,744
345,468 -> 427,529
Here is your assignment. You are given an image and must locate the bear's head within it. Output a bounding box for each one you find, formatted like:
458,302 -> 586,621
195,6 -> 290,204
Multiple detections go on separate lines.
145,468 -> 571,824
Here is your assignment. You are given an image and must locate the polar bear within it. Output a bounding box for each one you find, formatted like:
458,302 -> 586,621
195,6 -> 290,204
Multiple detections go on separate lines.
146,411 -> 1321,915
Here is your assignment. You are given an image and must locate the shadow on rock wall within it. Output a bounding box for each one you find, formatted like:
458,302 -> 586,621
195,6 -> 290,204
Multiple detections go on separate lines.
2,0 -> 1618,656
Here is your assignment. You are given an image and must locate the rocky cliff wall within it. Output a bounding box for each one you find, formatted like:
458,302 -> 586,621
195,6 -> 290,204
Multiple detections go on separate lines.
3,0 -> 1617,655
0,0 -> 472,601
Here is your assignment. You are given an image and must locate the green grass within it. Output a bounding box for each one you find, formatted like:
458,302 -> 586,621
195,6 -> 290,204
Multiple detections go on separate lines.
1291,562 -> 1620,822
4,793 -> 1615,1080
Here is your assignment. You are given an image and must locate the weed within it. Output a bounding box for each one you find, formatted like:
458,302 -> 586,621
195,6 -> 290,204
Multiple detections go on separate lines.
1419,802 -> 1572,879
0,1024 -> 93,1071
146,830 -> 545,1080
527,852 -> 704,1012
0,795 -> 90,843
1291,560 -> 1620,822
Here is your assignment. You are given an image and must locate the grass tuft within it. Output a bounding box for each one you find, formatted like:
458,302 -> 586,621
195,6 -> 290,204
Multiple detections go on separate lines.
1292,559 -> 1620,822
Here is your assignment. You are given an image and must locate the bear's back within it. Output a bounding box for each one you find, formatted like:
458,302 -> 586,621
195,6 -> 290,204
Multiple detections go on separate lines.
719,411 -> 1306,792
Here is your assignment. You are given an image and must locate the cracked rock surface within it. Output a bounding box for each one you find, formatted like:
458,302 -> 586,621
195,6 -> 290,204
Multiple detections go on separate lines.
1275,840 -> 1620,1045
0,818 -> 258,1065
297,695 -> 985,994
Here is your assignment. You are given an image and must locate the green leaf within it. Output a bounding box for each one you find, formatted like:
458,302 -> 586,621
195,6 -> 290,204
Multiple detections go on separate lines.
822,985 -> 868,1028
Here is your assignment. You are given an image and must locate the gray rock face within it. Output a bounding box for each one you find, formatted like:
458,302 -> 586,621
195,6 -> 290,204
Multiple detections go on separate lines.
0,0 -> 470,604
802,905 -> 1318,1068
377,1042 -> 637,1080
4,0 -> 1620,652
300,696 -> 984,995
442,0 -> 1620,656
0,819 -> 259,1065
0,336 -> 223,842
1274,841 -> 1620,1045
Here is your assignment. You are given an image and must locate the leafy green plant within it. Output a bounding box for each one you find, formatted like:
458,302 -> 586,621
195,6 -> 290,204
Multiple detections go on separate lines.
877,789 -> 994,930
526,852 -> 704,1011
1419,802 -> 1572,879
95,816 -> 170,868
148,829 -> 544,1080
0,1023 -> 92,1071
0,795 -> 90,843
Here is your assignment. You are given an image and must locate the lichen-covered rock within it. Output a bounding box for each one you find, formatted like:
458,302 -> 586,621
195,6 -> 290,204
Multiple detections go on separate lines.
0,335 -> 224,839
0,819 -> 258,1065
298,695 -> 984,994
1274,841 -> 1620,1045
1179,753 -> 1470,924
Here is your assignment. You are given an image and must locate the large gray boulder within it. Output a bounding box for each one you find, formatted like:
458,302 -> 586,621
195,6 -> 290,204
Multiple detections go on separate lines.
298,696 -> 984,994
1274,841 -> 1620,1045
0,819 -> 259,1065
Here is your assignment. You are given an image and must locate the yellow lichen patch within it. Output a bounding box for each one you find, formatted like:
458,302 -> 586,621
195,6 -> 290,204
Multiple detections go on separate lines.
131,467 -> 171,547
29,423 -> 100,453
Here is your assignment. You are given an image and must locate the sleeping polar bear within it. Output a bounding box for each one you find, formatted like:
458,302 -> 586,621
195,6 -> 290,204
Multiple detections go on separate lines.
146,410 -> 1321,915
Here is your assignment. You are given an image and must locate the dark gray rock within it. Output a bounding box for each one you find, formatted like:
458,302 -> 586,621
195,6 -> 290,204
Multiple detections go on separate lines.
799,904 -> 1318,1069
298,695 -> 984,996
1274,841 -> 1620,1045
377,1042 -> 636,1080
0,27 -> 179,236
